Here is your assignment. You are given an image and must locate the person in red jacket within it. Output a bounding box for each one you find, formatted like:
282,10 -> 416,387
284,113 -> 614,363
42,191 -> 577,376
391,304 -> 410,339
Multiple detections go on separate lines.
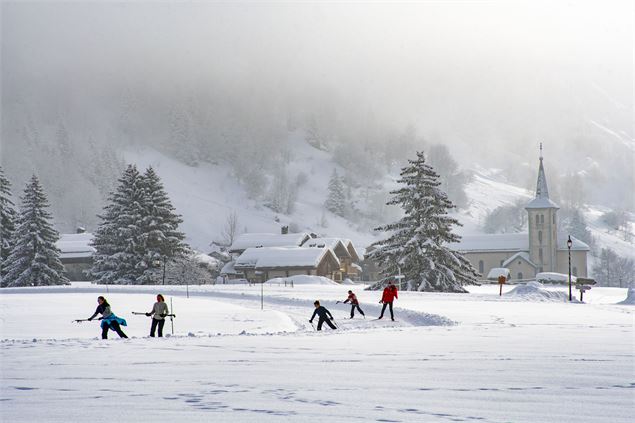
343,290 -> 365,319
378,280 -> 398,321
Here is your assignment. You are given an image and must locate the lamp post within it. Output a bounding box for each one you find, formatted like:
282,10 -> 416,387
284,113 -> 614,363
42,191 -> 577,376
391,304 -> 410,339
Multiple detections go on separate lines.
567,235 -> 573,301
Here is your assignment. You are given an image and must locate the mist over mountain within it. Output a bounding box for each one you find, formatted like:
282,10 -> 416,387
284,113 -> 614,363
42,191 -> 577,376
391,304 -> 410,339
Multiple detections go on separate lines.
1,1 -> 633,234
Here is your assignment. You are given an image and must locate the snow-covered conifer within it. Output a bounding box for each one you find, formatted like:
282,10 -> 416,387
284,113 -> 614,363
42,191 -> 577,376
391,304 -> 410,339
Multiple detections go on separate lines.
90,165 -> 147,284
325,169 -> 346,217
2,175 -> 68,287
0,166 -> 17,279
367,151 -> 478,292
137,167 -> 188,283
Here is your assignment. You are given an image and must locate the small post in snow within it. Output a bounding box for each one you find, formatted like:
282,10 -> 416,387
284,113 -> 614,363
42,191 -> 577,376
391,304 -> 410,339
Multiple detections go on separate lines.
498,274 -> 507,296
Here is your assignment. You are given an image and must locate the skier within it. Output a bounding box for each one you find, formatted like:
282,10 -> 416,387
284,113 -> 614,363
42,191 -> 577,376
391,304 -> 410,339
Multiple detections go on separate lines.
378,280 -> 398,321
145,294 -> 169,337
343,290 -> 365,319
309,300 -> 337,331
87,296 -> 128,339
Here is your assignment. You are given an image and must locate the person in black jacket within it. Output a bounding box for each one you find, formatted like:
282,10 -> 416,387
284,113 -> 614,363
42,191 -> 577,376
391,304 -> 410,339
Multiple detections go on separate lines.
309,300 -> 337,331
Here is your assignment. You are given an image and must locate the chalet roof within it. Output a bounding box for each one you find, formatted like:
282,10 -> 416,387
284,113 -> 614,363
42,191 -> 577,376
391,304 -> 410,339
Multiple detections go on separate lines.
220,260 -> 238,275
302,237 -> 361,262
229,232 -> 310,253
56,233 -> 96,259
234,246 -> 339,270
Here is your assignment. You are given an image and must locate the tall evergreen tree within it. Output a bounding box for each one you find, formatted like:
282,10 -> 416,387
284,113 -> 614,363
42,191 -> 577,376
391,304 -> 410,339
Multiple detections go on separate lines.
367,151 -> 478,292
137,167 -> 188,283
2,175 -> 68,287
0,166 -> 18,279
325,169 -> 346,217
90,165 -> 147,284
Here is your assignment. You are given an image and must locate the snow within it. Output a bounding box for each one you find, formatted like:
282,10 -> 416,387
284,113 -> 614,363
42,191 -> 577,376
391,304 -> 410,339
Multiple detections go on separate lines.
55,233 -> 95,258
229,232 -> 310,252
506,281 -> 577,302
235,246 -> 339,269
486,267 -> 510,279
1,283 -> 632,422
618,287 -> 635,305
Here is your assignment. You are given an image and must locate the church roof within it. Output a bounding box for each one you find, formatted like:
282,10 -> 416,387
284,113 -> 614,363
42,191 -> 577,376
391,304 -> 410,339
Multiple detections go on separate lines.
450,233 -> 528,252
503,252 -> 535,268
556,234 -> 590,251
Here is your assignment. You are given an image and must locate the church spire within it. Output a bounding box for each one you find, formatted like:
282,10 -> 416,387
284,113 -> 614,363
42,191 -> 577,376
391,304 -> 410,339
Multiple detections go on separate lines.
535,142 -> 549,199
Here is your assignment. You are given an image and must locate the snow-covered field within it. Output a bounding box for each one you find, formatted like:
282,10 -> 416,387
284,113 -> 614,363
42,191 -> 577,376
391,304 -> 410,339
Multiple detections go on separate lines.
1,283 -> 633,422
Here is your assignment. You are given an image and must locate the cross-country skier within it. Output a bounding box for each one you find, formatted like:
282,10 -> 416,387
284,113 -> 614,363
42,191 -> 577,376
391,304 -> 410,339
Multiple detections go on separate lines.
87,296 -> 128,339
378,280 -> 398,321
309,300 -> 337,331
145,294 -> 169,337
343,290 -> 365,319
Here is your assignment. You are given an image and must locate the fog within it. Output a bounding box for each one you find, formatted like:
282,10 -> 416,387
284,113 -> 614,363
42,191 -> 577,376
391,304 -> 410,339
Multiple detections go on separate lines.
1,1 -> 633,231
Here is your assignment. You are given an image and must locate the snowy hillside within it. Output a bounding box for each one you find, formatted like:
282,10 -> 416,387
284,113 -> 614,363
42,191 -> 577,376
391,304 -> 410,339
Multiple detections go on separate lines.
124,135 -> 633,265
124,134 -> 379,253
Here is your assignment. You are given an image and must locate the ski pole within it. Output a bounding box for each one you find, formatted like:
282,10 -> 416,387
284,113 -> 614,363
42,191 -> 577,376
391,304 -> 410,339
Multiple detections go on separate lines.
310,321 -> 316,331
131,312 -> 149,316
170,297 -> 174,335
72,319 -> 91,323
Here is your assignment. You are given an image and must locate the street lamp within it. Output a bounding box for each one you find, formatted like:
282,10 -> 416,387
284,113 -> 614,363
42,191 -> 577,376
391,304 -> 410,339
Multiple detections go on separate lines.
567,235 -> 573,301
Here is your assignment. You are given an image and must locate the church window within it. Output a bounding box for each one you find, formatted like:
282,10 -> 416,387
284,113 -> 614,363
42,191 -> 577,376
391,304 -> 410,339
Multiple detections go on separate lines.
500,260 -> 504,266
539,248 -> 543,261
536,215 -> 539,225
517,272 -> 523,280
540,214 -> 544,224
573,266 -> 578,276
538,231 -> 542,243
478,260 -> 484,273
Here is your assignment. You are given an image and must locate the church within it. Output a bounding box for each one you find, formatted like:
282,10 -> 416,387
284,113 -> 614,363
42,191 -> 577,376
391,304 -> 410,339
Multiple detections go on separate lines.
452,150 -> 589,281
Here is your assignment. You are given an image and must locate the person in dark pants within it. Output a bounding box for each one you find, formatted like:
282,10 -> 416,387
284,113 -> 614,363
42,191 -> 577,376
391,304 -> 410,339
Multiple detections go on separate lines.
378,281 -> 398,321
343,290 -> 365,319
309,301 -> 337,331
146,294 -> 169,337
88,296 -> 128,339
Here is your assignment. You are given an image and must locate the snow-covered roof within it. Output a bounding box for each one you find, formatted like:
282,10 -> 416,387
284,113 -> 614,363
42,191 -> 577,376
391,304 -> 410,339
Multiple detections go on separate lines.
502,252 -> 535,268
487,268 -> 510,279
234,247 -> 340,270
56,233 -> 95,259
220,260 -> 239,275
450,233 -> 528,252
525,197 -> 560,209
229,233 -> 310,252
302,237 -> 361,262
556,234 -> 589,251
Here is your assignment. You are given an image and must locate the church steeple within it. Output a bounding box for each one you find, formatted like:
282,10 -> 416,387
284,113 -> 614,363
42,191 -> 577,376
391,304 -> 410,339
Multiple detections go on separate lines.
535,143 -> 550,199
526,143 -> 558,209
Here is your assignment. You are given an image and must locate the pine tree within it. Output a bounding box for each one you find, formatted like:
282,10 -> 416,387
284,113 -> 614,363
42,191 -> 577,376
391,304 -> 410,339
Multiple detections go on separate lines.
325,169 -> 346,217
90,165 -> 147,284
367,151 -> 478,292
0,166 -> 18,279
2,175 -> 68,287
137,167 -> 188,283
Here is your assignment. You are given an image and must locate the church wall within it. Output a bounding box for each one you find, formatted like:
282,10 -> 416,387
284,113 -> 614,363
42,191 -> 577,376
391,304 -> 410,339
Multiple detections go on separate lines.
556,250 -> 588,278
506,259 -> 536,281
463,251 -> 516,278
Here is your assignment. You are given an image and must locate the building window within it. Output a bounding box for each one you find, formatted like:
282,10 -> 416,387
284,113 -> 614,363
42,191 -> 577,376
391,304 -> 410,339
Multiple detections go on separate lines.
536,215 -> 539,225
540,214 -> 544,224
538,231 -> 542,243
539,267 -> 543,273
517,272 -> 523,280
539,248 -> 543,261
478,260 -> 484,273
573,266 -> 578,276
500,260 -> 504,266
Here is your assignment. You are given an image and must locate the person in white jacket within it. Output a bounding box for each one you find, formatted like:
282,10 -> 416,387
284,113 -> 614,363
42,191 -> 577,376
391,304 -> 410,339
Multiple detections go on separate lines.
146,294 -> 169,337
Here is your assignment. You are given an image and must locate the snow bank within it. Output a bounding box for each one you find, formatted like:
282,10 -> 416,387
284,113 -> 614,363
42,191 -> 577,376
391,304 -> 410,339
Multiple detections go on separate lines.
617,288 -> 635,305
266,275 -> 339,285
507,281 -> 578,302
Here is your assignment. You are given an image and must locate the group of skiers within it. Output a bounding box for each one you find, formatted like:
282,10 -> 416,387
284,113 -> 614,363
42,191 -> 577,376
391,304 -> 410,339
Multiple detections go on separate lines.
79,294 -> 171,339
80,281 -> 399,338
310,281 -> 399,331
